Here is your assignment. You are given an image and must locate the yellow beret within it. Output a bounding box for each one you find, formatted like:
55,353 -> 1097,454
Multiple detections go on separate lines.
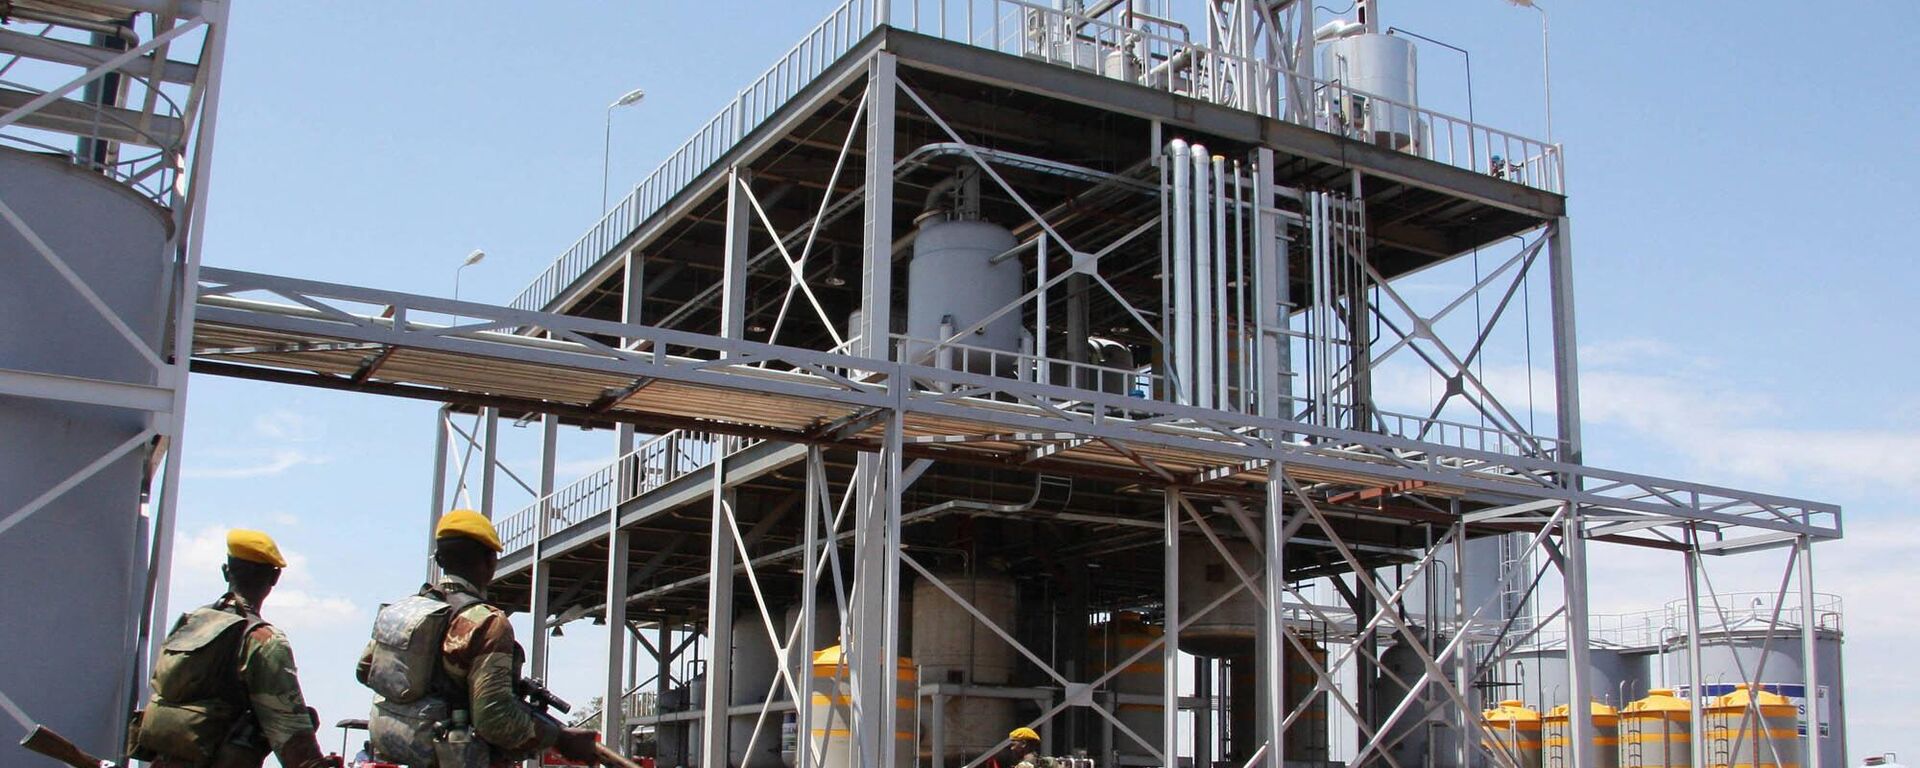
1008,727 -> 1040,742
226,529 -> 287,568
435,509 -> 502,552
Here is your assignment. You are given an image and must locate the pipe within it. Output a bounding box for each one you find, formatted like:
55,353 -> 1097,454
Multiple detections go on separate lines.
1210,153 -> 1229,410
1167,139 -> 1192,405
1190,143 -> 1213,410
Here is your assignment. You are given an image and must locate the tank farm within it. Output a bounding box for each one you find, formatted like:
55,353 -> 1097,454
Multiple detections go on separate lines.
0,1 -> 1847,768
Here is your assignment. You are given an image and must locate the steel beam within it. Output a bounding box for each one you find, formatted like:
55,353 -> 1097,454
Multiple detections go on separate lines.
603,528 -> 632,753
701,472 -> 738,768
859,52 -> 896,360
1547,217 -> 1582,463
0,366 -> 172,412
721,166 -> 750,349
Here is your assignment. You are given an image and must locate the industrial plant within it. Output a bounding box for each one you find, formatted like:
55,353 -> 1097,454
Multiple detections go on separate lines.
0,1 -> 1848,768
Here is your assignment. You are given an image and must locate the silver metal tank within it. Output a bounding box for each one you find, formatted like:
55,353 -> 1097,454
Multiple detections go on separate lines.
731,613 -> 785,768
1373,636 -> 1473,768
1176,538 -> 1263,657
1087,612 -> 1163,759
1505,644 -> 1639,710
906,219 -> 1023,374
911,573 -> 1017,763
1317,32 -> 1420,148
1663,628 -> 1845,768
0,147 -> 171,756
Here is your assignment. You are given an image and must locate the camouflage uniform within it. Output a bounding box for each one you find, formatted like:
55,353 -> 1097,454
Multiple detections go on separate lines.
358,575 -> 559,766
154,594 -> 329,768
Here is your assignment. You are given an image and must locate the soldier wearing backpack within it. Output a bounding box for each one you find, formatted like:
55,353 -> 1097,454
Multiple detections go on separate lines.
135,529 -> 337,768
358,510 -> 598,767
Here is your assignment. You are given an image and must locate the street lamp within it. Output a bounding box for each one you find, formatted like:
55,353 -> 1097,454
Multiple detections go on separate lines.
453,249 -> 485,322
1505,0 -> 1553,146
602,87 -> 647,213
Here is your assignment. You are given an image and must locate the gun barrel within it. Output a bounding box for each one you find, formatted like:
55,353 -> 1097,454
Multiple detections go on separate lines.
18,725 -> 109,768
594,743 -> 644,768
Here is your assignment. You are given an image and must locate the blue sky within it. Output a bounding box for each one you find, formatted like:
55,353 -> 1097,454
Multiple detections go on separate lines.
170,1 -> 1918,763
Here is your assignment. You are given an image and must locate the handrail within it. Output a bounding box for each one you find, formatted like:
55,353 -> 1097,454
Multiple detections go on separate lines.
499,429 -> 765,554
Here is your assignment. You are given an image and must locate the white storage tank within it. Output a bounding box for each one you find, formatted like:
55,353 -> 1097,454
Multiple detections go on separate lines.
1663,626 -> 1846,768
0,147 -> 172,757
1317,32 -> 1420,149
911,573 -> 1018,763
1177,538 -> 1263,656
906,218 -> 1023,374
731,612 -> 785,768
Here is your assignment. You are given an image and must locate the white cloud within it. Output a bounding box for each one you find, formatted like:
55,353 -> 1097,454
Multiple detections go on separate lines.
252,409 -> 326,442
167,525 -> 361,632
184,449 -> 329,480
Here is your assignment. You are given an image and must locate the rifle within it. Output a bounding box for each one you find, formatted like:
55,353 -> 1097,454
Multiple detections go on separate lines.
18,725 -> 114,768
517,678 -> 643,768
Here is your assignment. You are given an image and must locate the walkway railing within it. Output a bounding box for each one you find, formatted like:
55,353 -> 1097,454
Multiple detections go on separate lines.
499,430 -> 763,554
509,0 -> 1562,313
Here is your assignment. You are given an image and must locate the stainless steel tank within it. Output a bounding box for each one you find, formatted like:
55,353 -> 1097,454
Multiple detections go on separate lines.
906,219 -> 1023,374
912,573 -> 1018,763
0,147 -> 171,756
731,613 -> 784,768
1317,32 -> 1420,149
1663,627 -> 1845,768
1176,538 -> 1262,657
1506,644 -> 1639,710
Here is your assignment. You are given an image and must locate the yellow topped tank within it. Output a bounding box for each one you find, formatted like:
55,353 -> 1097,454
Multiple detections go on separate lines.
808,645 -> 917,768
1482,699 -> 1543,768
1622,688 -> 1693,768
1705,684 -> 1799,768
1544,700 -> 1619,768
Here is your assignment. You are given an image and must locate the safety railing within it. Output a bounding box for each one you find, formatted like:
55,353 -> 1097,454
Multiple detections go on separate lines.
1,75 -> 190,205
893,332 -> 1563,460
512,0 -> 1563,311
509,0 -> 874,312
1521,593 -> 1844,650
499,429 -> 765,554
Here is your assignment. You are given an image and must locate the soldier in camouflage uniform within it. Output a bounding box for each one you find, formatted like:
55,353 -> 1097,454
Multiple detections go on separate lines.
358,510 -> 597,766
143,530 -> 336,768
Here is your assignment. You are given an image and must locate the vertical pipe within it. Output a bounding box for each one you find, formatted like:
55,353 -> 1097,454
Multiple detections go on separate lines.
1685,532 -> 1707,768
428,405 -> 449,582
1168,139 -> 1193,404
1798,535 -> 1821,768
1262,461 -> 1289,768
604,529 -> 632,754
1211,153 -> 1231,410
1251,149 -> 1287,422
1037,235 -> 1050,383
1162,489 -> 1182,768
1452,519 -> 1470,768
1191,144 -> 1215,410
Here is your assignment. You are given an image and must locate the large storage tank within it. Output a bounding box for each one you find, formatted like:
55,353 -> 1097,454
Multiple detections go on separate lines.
1543,701 -> 1619,768
912,573 -> 1018,763
731,613 -> 785,768
1086,611 -> 1163,759
1283,637 -> 1330,762
1374,636 -> 1470,768
1316,32 -> 1420,148
1704,684 -> 1798,768
1506,644 -> 1639,710
906,218 -> 1023,374
1620,688 -> 1692,768
0,147 -> 172,756
1176,538 -> 1262,656
808,646 -> 916,768
1663,627 -> 1845,768
1482,699 -> 1543,768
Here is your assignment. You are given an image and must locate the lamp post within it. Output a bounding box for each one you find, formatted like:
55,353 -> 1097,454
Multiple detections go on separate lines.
1385,27 -> 1474,126
1506,0 -> 1553,146
602,87 -> 647,213
453,248 -> 485,322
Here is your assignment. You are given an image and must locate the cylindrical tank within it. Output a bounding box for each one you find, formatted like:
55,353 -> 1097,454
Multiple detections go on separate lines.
780,603 -> 839,768
0,147 -> 172,756
911,574 -> 1017,762
1621,688 -> 1692,768
1506,645 -> 1637,710
1086,611 -> 1163,758
731,613 -> 784,768
1375,636 -> 1468,768
1705,684 -> 1798,768
1316,32 -> 1419,148
1544,701 -> 1619,768
1483,700 -> 1543,768
1285,638 -> 1330,762
1176,538 -> 1262,656
907,219 -> 1023,374
1664,628 -> 1845,768
808,646 -> 915,768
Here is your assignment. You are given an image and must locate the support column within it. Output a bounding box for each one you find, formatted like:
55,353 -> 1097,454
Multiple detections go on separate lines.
1546,217 -> 1582,463
1252,148 -> 1288,421
1162,490 -> 1181,767
722,169 -> 750,348
429,405 -> 449,582
618,249 -> 644,457
1562,502 -> 1596,768
604,528 -> 632,754
859,53 -> 897,361
1797,535 -> 1822,768
702,453 -> 738,768
1261,462 -> 1288,768
797,446 -> 823,768
1684,533 -> 1707,768
530,413 -> 559,681
480,406 -> 500,518
1452,520 -> 1470,768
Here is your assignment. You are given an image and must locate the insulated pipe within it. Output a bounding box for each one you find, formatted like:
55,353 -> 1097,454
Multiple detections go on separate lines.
1190,143 -> 1214,410
1168,139 -> 1193,405
1211,153 -> 1230,410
